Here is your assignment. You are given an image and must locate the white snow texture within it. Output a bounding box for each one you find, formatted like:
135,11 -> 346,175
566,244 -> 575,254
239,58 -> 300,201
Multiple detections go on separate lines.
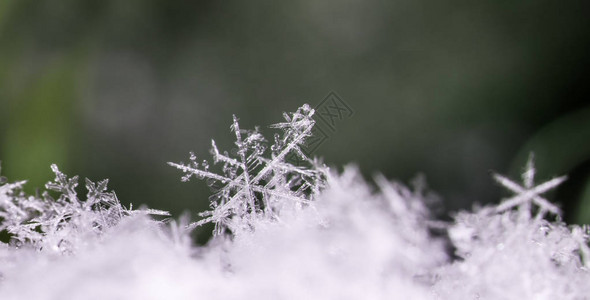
0,105 -> 589,300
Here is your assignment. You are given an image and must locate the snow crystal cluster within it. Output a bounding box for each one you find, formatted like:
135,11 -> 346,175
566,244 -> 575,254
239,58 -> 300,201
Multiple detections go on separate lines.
0,105 -> 589,299
0,164 -> 168,254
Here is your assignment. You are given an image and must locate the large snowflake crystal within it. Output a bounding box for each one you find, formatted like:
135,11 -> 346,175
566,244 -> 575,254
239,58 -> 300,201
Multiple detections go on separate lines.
493,154 -> 567,219
169,104 -> 328,235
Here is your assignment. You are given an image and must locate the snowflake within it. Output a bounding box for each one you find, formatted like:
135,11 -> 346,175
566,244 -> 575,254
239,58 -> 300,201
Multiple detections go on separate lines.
169,104 -> 327,235
493,154 -> 567,219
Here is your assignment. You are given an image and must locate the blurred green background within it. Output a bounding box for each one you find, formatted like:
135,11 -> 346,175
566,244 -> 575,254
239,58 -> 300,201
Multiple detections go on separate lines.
1,0 -> 590,239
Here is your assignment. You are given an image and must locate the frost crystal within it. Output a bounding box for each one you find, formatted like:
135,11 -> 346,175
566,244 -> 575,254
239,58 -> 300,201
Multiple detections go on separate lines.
169,104 -> 327,235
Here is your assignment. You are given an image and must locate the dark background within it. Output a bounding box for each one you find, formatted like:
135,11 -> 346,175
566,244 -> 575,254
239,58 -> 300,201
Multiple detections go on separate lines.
1,1 -> 590,240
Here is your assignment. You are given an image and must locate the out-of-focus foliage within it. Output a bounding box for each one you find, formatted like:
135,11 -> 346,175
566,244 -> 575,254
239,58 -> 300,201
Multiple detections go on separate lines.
1,0 -> 589,234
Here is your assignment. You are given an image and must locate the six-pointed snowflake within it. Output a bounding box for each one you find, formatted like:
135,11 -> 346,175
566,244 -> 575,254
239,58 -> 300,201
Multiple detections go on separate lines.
169,104 -> 327,235
493,154 -> 567,219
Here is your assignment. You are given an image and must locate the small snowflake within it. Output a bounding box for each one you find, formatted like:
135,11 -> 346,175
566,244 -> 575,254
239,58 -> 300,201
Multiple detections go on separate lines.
493,154 -> 566,219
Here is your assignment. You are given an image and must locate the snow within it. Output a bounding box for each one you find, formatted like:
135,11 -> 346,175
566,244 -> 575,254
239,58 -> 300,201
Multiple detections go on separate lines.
0,105 -> 588,299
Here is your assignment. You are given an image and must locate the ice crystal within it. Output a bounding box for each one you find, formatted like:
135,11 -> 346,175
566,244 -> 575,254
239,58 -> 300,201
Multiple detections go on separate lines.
0,180 -> 44,243
571,224 -> 590,267
439,207 -> 590,298
169,104 -> 327,235
0,164 -> 168,253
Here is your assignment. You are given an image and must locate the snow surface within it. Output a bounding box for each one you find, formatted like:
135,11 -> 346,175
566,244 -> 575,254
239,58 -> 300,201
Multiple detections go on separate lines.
1,105 -> 588,299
